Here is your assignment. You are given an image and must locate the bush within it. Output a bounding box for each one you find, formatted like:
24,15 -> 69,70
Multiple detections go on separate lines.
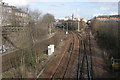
91,19 -> 119,58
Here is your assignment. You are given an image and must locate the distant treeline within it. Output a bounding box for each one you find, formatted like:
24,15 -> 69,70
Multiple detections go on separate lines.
62,21 -> 86,30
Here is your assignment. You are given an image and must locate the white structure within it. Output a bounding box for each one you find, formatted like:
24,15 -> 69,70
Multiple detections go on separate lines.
48,44 -> 54,55
66,31 -> 68,34
0,45 -> 9,53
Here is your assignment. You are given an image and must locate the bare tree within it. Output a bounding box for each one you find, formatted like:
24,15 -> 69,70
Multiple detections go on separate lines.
42,13 -> 55,26
29,9 -> 41,22
42,13 -> 55,34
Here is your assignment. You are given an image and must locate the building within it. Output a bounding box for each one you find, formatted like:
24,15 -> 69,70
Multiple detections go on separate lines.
0,2 -> 31,53
64,17 -> 71,21
95,15 -> 120,21
0,2 -> 30,27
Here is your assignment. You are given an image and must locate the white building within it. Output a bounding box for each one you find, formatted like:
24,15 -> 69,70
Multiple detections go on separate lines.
64,17 -> 71,21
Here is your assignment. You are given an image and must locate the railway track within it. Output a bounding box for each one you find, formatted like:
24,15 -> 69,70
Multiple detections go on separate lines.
38,30 -> 93,79
2,26 -> 94,79
37,31 -> 80,79
50,31 -> 75,79
77,29 -> 93,80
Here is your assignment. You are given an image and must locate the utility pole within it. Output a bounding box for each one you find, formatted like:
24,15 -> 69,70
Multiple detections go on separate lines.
78,21 -> 80,32
49,23 -> 53,35
72,14 -> 74,27
67,22 -> 68,32
72,14 -> 74,20
65,22 -> 68,34
63,25 -> 64,31
50,24 -> 51,35
51,23 -> 53,34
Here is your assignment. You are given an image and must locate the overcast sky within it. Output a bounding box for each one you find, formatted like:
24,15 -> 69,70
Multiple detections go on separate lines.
2,0 -> 119,19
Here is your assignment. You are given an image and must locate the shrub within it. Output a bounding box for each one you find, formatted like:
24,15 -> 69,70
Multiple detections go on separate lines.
91,19 -> 119,58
